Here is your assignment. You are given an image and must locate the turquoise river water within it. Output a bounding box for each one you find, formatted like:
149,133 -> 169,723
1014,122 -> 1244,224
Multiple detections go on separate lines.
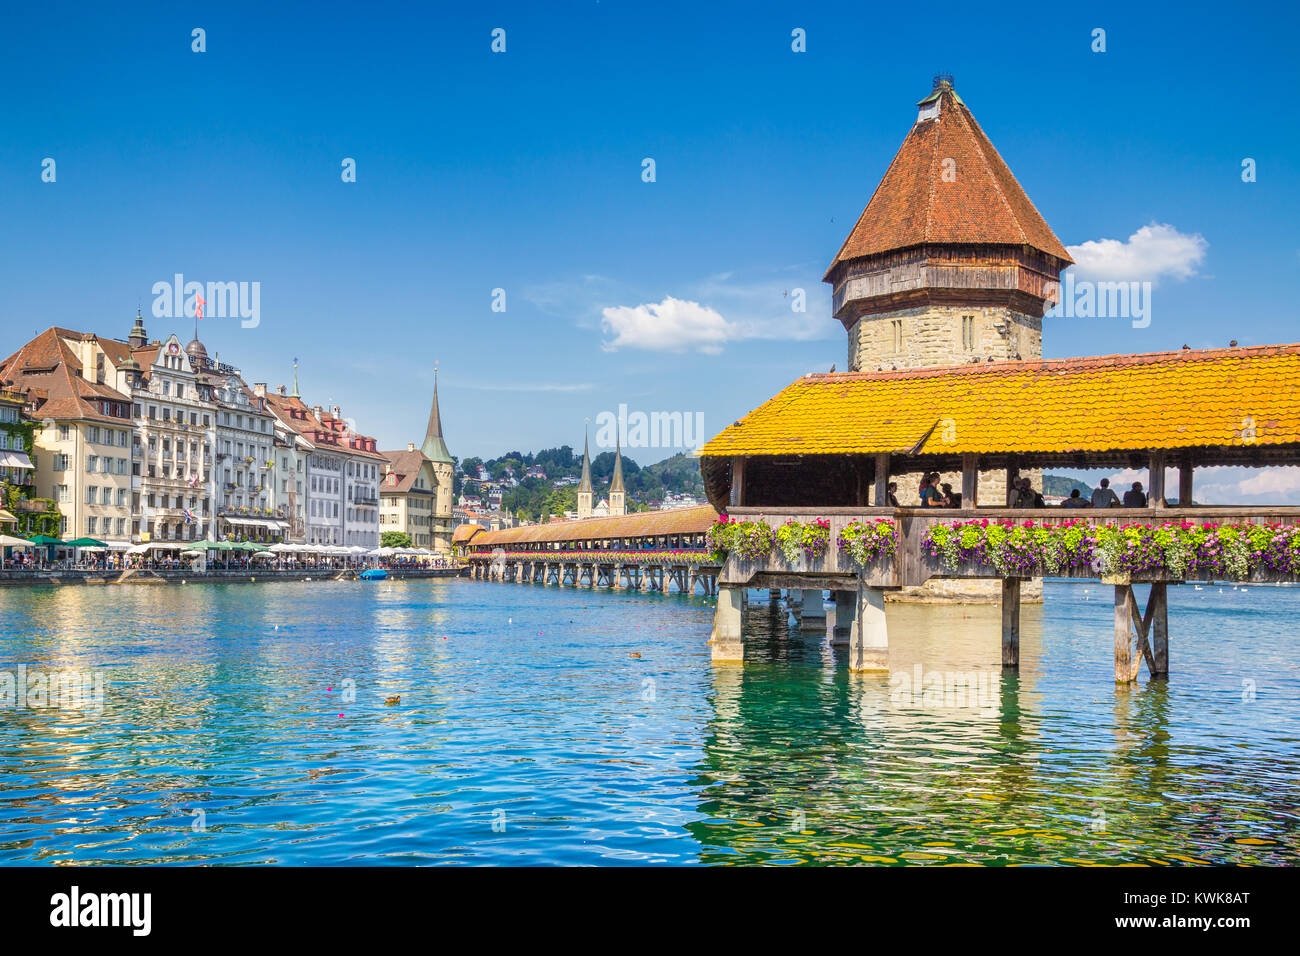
0,578 -> 1296,865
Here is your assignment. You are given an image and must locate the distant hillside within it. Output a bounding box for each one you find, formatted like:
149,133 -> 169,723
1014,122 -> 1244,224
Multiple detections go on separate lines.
1043,474 -> 1094,497
456,447 -> 704,521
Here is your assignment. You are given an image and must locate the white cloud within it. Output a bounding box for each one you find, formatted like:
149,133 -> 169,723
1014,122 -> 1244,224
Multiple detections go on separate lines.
1103,465 -> 1300,505
600,296 -> 738,354
1067,223 -> 1207,283
596,268 -> 836,354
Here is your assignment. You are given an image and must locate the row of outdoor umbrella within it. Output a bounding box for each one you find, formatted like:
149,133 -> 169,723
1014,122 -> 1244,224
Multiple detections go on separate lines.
0,535 -> 445,560
0,534 -> 108,549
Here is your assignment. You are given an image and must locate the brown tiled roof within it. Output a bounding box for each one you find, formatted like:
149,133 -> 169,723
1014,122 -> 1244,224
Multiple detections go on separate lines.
452,523 -> 485,544
264,392 -> 386,460
472,504 -> 719,547
825,83 -> 1071,279
700,343 -> 1300,458
380,448 -> 433,493
0,328 -> 131,423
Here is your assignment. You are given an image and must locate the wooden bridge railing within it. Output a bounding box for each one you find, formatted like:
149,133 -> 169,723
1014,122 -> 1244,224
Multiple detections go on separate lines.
723,505 -> 1300,588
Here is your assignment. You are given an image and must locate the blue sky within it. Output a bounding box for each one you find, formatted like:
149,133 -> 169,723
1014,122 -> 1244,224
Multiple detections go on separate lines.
2,1 -> 1298,498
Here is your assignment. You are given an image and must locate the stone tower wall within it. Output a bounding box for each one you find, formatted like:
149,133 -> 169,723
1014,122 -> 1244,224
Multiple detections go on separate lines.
848,305 -> 1042,373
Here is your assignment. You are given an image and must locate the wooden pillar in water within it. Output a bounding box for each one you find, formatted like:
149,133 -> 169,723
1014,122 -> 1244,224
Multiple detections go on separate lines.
710,586 -> 745,663
1114,584 -> 1134,682
832,590 -> 855,647
1150,582 -> 1169,677
1001,578 -> 1021,668
800,589 -> 827,632
849,585 -> 888,672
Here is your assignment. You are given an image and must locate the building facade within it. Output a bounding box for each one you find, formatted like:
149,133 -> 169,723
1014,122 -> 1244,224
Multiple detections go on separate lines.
379,444 -> 439,548
200,346 -> 286,543
0,328 -> 135,546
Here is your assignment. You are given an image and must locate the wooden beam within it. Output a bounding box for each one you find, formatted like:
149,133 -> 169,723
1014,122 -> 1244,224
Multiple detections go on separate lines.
1149,450 -> 1167,508
1114,584 -> 1135,682
1005,454 -> 1020,506
1001,578 -> 1021,668
873,452 -> 890,507
961,453 -> 978,510
1150,582 -> 1169,676
1125,586 -> 1156,675
729,456 -> 746,508
1179,461 -> 1194,507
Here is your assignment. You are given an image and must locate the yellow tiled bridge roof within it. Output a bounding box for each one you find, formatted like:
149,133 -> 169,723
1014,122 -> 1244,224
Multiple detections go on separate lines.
700,344 -> 1300,458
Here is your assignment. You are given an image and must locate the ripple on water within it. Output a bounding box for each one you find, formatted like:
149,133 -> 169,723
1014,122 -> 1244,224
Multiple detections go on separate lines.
0,579 -> 1297,865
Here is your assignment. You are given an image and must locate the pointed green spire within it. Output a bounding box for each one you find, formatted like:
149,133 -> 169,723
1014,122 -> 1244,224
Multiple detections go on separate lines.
577,428 -> 593,494
421,366 -> 454,464
610,432 -> 624,494
290,358 -> 301,398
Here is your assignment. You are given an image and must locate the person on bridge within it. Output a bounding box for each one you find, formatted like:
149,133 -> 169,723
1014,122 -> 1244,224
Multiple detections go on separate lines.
1124,481 -> 1148,507
1062,488 -> 1089,508
941,482 -> 961,508
1091,478 -> 1120,508
920,473 -> 948,507
886,482 -> 900,508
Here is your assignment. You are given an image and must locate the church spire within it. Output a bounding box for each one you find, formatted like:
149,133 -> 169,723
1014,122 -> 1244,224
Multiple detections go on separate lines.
421,365 -> 454,463
607,432 -> 626,516
290,358 -> 301,398
610,433 -> 624,494
577,428 -> 593,494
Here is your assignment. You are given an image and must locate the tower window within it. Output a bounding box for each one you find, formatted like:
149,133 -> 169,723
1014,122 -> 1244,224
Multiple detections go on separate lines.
891,319 -> 903,352
962,314 -> 976,350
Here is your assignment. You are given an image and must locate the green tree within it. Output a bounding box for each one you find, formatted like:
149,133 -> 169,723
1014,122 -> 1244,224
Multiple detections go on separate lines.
381,531 -> 413,549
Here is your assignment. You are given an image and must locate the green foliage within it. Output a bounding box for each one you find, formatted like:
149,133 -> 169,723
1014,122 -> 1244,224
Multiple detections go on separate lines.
705,516 -> 775,562
775,518 -> 831,563
838,519 -> 900,566
381,531 -> 413,549
479,446 -> 703,522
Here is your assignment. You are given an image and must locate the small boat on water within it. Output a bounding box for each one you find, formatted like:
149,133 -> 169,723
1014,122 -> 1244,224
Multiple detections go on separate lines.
359,568 -> 388,581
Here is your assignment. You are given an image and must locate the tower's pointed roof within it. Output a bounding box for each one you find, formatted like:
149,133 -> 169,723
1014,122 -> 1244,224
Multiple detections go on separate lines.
610,434 -> 624,494
128,308 -> 148,349
577,430 -> 593,494
421,369 -> 454,464
290,359 -> 300,399
825,78 -> 1071,281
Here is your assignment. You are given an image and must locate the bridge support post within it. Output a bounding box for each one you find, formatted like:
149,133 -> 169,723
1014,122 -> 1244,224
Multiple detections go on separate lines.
1001,578 -> 1021,668
799,590 -> 827,633
1150,582 -> 1169,677
832,590 -> 854,646
709,586 -> 745,663
849,585 -> 888,672
1114,585 -> 1133,681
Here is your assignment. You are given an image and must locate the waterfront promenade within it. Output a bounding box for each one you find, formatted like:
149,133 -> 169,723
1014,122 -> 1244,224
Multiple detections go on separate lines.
0,566 -> 464,587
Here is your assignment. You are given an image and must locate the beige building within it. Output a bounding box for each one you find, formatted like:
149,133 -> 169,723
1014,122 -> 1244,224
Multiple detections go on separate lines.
379,444 -> 441,549
0,328 -> 135,545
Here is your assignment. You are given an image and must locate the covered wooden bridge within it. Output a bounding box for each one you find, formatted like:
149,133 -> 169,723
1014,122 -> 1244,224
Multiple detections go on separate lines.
698,343 -> 1300,681
461,504 -> 722,594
